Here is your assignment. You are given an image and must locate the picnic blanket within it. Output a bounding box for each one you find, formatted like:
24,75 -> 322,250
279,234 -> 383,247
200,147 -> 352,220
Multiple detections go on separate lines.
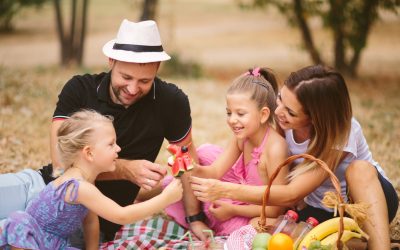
99,215 -> 227,250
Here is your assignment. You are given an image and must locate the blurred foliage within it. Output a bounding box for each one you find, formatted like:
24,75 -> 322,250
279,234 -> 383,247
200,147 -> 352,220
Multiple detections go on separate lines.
159,52 -> 203,79
0,0 -> 49,32
238,0 -> 400,76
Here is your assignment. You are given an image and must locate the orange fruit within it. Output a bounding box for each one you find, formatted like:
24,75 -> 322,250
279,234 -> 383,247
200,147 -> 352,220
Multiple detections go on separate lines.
268,233 -> 293,250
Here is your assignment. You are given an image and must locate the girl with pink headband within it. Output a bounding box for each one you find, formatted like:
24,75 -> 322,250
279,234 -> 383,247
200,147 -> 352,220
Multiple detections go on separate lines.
163,67 -> 289,236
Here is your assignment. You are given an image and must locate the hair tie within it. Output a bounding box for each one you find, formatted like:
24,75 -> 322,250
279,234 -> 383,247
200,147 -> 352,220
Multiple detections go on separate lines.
242,67 -> 261,77
252,67 -> 261,77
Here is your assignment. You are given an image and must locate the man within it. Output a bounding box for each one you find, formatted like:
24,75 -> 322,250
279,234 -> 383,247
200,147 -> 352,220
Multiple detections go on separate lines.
0,19 -> 208,243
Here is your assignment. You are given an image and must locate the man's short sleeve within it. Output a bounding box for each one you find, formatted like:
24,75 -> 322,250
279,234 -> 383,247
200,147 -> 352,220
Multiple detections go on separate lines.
159,81 -> 192,143
53,76 -> 86,119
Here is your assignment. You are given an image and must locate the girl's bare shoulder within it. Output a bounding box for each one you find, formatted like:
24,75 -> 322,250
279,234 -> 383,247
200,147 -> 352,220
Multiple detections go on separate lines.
267,128 -> 288,149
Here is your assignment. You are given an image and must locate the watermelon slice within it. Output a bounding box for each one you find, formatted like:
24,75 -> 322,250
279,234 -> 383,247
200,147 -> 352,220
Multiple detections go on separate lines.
182,154 -> 194,171
167,144 -> 194,176
167,144 -> 181,156
171,157 -> 185,177
167,155 -> 175,166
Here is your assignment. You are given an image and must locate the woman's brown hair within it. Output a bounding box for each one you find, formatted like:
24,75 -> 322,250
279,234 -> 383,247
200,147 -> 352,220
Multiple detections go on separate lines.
285,65 -> 352,178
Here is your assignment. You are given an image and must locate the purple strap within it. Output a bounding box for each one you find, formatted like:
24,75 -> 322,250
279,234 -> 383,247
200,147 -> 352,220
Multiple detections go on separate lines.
56,179 -> 81,211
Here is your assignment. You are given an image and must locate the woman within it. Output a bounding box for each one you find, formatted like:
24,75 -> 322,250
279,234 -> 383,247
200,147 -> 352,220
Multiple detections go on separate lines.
190,65 -> 398,249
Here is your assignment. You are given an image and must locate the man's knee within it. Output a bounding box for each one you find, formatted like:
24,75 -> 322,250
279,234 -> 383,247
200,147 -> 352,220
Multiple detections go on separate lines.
345,160 -> 377,183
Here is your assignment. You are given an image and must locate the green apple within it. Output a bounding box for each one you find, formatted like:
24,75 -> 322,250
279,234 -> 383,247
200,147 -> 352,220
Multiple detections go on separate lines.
308,240 -> 322,250
252,232 -> 272,250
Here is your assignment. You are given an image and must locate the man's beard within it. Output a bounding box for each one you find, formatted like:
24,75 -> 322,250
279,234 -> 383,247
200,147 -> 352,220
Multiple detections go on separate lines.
111,85 -> 125,106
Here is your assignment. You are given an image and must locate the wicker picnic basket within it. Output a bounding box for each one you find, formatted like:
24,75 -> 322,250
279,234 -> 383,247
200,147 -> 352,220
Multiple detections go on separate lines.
256,154 -> 368,250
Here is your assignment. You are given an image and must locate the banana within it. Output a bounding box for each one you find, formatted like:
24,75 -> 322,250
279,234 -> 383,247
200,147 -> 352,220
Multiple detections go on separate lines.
320,230 -> 362,245
296,217 -> 368,250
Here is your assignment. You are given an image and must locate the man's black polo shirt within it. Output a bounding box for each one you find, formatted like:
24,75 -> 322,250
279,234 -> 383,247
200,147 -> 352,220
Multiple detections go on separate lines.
52,72 -> 191,238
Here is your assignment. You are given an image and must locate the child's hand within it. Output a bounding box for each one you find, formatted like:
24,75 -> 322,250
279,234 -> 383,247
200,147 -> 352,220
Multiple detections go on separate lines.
163,178 -> 183,204
208,200 -> 235,221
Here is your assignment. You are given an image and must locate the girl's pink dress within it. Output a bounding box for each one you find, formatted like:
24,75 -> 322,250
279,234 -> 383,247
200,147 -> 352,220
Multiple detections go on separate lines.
162,129 -> 270,236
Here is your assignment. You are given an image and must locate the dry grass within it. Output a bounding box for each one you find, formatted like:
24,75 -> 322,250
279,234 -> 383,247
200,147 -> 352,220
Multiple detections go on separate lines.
1,66 -> 399,238
0,0 -> 399,240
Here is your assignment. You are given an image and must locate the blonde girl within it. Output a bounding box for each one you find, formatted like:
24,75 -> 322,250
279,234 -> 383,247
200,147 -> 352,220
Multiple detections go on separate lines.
0,110 -> 182,250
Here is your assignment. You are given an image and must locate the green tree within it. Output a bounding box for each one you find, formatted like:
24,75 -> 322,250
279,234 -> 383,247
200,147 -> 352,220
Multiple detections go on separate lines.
0,0 -> 48,32
242,0 -> 399,76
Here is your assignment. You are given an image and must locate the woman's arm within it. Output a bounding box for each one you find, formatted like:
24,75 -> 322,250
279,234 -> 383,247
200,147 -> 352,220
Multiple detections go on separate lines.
83,211 -> 99,250
76,179 -> 182,225
191,166 -> 329,207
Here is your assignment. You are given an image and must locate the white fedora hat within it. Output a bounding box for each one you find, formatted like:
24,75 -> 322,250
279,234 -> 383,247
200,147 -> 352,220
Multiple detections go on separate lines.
103,19 -> 171,63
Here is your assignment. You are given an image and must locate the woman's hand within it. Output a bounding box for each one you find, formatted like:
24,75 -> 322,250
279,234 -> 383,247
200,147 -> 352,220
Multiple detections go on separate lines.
209,200 -> 235,221
190,176 -> 225,202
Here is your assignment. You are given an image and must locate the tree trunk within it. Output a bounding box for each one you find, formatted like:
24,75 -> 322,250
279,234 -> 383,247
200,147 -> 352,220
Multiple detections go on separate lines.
293,0 -> 323,65
53,0 -> 88,67
349,0 -> 379,76
77,0 -> 88,64
54,0 -> 68,65
0,1 -> 20,32
140,0 -> 158,21
70,0 -> 77,64
329,0 -> 347,73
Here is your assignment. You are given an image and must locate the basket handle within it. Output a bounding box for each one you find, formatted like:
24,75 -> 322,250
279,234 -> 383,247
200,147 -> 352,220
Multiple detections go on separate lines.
258,154 -> 346,249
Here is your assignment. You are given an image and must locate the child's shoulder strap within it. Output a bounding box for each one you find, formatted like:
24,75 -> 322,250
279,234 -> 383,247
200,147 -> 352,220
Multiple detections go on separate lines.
56,178 -> 81,203
256,127 -> 271,151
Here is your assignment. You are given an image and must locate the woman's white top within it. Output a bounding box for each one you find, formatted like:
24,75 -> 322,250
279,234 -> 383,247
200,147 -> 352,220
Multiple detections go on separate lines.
285,117 -> 388,211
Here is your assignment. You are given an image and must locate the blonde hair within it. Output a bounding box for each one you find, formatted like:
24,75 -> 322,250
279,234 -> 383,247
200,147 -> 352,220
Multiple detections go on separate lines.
227,67 -> 279,124
57,110 -> 114,169
286,65 -> 352,179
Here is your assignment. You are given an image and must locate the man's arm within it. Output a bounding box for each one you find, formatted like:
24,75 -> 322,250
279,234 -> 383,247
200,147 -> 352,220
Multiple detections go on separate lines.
83,211 -> 100,250
50,119 -> 65,172
97,158 -> 166,190
173,132 -> 210,241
